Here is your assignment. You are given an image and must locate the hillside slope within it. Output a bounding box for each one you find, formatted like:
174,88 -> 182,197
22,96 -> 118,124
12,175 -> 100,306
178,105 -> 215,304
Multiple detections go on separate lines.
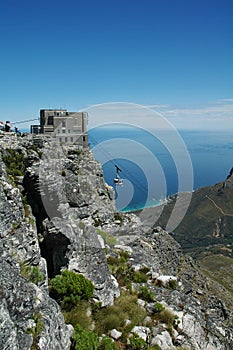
136,168 -> 233,311
150,168 -> 233,257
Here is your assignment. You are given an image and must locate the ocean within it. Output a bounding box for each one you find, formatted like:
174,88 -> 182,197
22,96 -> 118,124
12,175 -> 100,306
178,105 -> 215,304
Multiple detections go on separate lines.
89,126 -> 233,212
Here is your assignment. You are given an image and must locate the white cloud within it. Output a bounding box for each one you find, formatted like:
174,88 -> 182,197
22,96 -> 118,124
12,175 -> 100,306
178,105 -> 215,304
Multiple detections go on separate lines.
147,99 -> 233,130
82,99 -> 233,131
145,104 -> 169,109
215,98 -> 233,103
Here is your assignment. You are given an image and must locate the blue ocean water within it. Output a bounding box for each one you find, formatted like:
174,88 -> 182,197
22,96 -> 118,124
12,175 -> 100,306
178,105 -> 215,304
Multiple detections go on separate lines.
89,126 -> 233,212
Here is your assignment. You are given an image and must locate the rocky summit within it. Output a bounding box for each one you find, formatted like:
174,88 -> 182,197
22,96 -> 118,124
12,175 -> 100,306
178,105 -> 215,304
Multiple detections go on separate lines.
0,133 -> 232,350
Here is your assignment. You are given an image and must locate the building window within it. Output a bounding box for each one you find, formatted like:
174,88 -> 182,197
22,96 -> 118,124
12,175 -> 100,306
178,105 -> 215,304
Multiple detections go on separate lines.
57,129 -> 60,133
68,129 -> 70,133
62,129 -> 66,133
48,116 -> 54,125
59,137 -> 62,143
70,137 -> 73,142
83,136 -> 86,141
65,137 -> 67,142
62,121 -> 66,127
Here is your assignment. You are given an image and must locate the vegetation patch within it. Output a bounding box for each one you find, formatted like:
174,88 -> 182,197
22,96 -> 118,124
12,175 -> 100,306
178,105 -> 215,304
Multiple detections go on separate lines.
20,263 -> 43,285
72,324 -> 99,350
93,292 -> 147,336
1,148 -> 26,180
153,302 -> 165,313
50,270 -> 94,310
96,228 -> 117,246
138,286 -> 154,302
114,265 -> 149,288
129,334 -> 147,350
154,308 -> 178,329
107,253 -> 149,289
199,254 -> 233,294
63,301 -> 93,329
98,336 -> 117,350
26,312 -> 44,350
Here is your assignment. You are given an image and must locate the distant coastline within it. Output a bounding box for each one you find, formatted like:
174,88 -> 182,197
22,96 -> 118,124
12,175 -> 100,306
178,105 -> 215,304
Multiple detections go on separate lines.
89,128 -> 233,212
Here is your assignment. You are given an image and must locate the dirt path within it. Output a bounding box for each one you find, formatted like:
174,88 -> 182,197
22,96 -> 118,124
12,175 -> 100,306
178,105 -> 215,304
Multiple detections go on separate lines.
206,195 -> 233,217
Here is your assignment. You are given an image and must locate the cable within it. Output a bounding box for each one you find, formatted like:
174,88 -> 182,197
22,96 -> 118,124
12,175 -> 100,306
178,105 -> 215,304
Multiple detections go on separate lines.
88,133 -> 149,196
11,118 -> 39,125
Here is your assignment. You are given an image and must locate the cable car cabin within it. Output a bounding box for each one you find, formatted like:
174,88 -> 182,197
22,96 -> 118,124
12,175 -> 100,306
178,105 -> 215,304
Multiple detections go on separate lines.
114,165 -> 123,185
114,177 -> 123,185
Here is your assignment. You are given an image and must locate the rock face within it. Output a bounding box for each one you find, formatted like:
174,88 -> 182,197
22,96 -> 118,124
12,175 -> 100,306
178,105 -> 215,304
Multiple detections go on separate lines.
23,139 -> 120,305
0,133 -> 232,350
0,134 -> 72,350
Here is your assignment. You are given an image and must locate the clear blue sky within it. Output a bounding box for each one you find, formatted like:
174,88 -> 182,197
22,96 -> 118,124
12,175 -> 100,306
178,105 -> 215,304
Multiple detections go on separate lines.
1,0 -> 232,129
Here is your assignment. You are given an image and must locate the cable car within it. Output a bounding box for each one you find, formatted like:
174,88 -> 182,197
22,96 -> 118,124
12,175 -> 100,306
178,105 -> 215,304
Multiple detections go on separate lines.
114,165 -> 123,185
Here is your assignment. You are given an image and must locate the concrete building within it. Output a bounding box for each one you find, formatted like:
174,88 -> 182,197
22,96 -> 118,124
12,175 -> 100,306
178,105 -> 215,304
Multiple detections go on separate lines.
31,109 -> 88,146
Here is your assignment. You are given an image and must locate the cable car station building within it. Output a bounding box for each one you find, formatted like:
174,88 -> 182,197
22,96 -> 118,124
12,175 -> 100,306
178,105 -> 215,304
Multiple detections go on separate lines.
31,109 -> 88,147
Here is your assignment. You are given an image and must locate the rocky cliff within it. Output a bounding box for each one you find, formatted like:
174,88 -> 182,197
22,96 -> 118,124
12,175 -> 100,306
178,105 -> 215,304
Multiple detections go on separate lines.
0,133 -> 232,350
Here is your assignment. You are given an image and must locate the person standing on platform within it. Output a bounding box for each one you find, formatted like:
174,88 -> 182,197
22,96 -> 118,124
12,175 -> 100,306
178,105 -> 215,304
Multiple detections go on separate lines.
5,121 -> 11,132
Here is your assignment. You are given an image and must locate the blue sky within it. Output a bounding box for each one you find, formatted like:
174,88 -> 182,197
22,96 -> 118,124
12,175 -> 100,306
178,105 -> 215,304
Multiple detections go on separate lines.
0,0 -> 232,129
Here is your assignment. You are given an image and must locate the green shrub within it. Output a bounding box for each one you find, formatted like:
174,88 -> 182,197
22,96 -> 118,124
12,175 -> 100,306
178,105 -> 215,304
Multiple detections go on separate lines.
133,271 -> 148,283
50,270 -> 94,309
154,302 -> 165,313
129,334 -> 147,350
72,325 -> 99,350
98,336 -> 117,350
138,286 -> 154,302
30,266 -> 43,284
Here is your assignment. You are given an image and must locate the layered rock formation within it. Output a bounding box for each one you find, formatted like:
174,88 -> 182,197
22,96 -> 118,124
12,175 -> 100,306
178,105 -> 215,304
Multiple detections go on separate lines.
0,133 -> 232,349
0,135 -> 72,350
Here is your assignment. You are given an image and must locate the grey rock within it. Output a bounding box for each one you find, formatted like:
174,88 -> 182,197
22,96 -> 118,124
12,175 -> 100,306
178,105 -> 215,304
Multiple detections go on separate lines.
151,330 -> 175,349
0,244 -> 72,350
110,329 -> 122,340
131,326 -> 150,342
